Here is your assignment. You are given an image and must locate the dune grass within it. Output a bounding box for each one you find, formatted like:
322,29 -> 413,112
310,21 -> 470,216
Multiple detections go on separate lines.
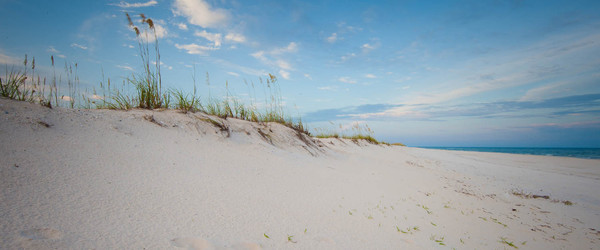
1,12 -> 404,144
313,121 -> 402,145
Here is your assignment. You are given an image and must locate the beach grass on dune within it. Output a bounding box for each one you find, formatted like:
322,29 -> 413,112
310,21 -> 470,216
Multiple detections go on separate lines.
0,12 -> 402,144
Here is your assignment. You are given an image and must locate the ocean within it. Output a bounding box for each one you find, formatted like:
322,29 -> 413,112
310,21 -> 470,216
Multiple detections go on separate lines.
418,147 -> 600,159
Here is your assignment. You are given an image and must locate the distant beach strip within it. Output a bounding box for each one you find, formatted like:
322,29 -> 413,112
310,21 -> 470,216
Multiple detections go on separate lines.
418,147 -> 600,159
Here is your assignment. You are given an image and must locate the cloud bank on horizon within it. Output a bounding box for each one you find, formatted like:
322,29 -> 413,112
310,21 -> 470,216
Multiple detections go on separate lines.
0,0 -> 599,147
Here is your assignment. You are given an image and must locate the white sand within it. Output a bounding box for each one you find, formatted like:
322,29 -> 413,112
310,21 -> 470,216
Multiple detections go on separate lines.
1,97 -> 599,249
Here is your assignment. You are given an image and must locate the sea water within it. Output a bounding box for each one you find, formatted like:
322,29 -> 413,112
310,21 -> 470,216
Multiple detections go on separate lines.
419,147 -> 600,159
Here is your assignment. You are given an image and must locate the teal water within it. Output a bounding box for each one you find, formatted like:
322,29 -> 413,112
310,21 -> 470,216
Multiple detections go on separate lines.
419,147 -> 600,159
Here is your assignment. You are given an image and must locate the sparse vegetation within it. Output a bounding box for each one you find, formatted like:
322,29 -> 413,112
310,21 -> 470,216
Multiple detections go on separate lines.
314,121 -> 401,145
511,190 -> 574,206
287,235 -> 296,243
430,235 -> 446,246
397,226 -> 420,234
1,12 -> 403,147
499,237 -> 518,249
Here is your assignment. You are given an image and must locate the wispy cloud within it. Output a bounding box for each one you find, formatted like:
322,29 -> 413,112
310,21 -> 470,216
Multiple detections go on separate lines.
340,53 -> 356,62
175,43 -> 218,55
116,65 -> 134,71
70,43 -> 88,50
361,42 -> 379,53
528,120 -> 600,129
177,23 -> 188,30
47,46 -> 65,58
326,33 -> 337,43
110,0 -> 157,8
0,52 -> 22,65
172,0 -> 228,28
194,30 -> 222,47
226,71 -> 239,77
310,93 -> 600,122
365,74 -> 376,79
303,103 -> 403,122
338,76 -> 356,84
317,86 -> 337,91
279,70 -> 290,80
251,42 -> 298,79
225,33 -> 246,43
365,28 -> 600,120
271,42 -> 298,55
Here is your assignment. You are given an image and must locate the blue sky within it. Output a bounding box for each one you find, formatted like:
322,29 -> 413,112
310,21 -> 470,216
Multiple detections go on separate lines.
1,0 -> 599,147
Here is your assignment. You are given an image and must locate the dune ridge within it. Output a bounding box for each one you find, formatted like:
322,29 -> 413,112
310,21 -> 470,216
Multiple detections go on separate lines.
1,97 -> 599,249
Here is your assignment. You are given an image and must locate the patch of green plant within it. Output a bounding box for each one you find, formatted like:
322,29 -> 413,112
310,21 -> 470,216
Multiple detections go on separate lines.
397,226 -> 420,234
287,235 -> 296,243
418,204 -> 432,214
490,217 -> 507,227
430,235 -> 445,245
499,237 -> 518,249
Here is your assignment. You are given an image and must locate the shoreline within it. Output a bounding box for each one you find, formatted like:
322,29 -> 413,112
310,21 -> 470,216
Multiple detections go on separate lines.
413,146 -> 600,160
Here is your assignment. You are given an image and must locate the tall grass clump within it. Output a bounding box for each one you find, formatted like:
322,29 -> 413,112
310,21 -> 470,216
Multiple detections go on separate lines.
123,12 -> 168,109
1,55 -> 60,107
171,65 -> 201,113
0,66 -> 28,100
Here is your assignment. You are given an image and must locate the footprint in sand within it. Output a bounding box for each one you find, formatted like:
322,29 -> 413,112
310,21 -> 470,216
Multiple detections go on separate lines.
21,228 -> 62,240
171,237 -> 214,250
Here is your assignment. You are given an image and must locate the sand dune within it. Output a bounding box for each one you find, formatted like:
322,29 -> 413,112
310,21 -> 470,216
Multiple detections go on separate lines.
1,97 -> 599,249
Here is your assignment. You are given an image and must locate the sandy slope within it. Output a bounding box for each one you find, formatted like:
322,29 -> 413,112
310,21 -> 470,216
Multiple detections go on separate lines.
1,97 -> 599,249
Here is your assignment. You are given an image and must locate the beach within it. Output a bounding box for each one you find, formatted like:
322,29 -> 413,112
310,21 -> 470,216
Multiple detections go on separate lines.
1,97 -> 599,249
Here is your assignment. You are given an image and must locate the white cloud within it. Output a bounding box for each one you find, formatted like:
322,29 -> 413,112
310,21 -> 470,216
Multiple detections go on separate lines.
279,70 -> 290,80
326,33 -> 337,43
177,23 -> 188,30
318,86 -> 337,91
70,43 -> 88,50
116,65 -> 134,71
47,46 -> 66,58
361,43 -> 375,51
172,0 -> 228,28
47,46 -> 59,53
175,43 -> 218,55
304,73 -> 312,80
338,77 -> 357,84
337,22 -> 363,33
194,30 -> 222,47
340,53 -> 356,61
251,42 -> 299,79
110,0 -> 157,8
276,59 -> 292,70
271,42 -> 298,54
225,32 -> 246,43
251,51 -> 266,61
226,71 -> 239,77
0,52 -> 21,65
365,74 -> 376,79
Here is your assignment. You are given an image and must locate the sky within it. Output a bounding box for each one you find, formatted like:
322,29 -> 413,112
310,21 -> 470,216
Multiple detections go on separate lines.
1,0 -> 599,147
